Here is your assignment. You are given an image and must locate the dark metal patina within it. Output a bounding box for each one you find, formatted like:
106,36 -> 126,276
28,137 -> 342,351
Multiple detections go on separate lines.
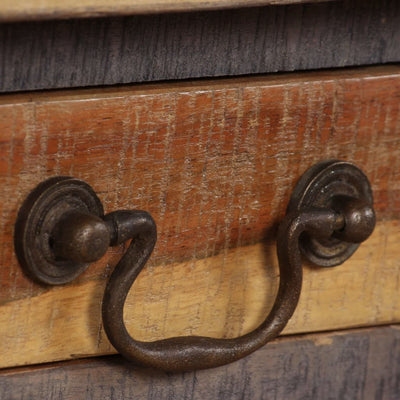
287,159 -> 375,266
14,160 -> 375,371
14,177 -> 105,285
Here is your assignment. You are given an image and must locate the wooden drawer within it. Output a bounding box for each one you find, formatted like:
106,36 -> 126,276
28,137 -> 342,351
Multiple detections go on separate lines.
1,65 -> 400,369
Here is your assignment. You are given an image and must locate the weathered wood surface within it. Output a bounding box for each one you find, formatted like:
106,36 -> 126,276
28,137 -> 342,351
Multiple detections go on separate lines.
0,66 -> 400,368
1,222 -> 400,369
1,326 -> 400,400
0,0 -> 333,22
1,0 -> 399,92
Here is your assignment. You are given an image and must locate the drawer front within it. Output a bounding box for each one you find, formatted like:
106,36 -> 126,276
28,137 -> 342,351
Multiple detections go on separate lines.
1,65 -> 400,368
2,0 -> 399,93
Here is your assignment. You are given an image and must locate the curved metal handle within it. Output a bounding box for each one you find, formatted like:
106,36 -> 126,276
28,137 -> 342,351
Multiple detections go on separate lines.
101,160 -> 376,371
15,160 -> 376,372
102,208 -> 342,371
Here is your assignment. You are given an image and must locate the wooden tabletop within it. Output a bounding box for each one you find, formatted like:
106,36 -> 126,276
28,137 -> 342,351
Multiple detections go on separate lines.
1,0 -> 333,22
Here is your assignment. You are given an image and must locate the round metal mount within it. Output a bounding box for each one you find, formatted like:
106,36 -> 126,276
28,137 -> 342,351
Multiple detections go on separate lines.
287,160 -> 374,267
14,177 -> 104,285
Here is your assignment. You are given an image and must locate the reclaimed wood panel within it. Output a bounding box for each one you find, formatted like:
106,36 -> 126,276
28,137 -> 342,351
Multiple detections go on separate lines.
1,222 -> 400,369
1,326 -> 400,400
0,0 -> 333,22
1,0 -> 399,92
0,66 -> 400,368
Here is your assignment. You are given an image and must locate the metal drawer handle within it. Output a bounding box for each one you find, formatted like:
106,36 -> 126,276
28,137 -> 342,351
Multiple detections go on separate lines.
14,160 -> 375,371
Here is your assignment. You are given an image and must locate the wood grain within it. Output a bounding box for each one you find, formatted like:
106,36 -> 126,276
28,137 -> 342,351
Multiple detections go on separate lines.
1,325 -> 400,400
1,0 -> 399,92
0,66 -> 400,368
0,0 -> 333,22
1,221 -> 400,369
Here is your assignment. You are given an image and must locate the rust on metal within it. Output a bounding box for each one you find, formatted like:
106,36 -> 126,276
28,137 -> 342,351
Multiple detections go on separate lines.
14,160 -> 375,371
